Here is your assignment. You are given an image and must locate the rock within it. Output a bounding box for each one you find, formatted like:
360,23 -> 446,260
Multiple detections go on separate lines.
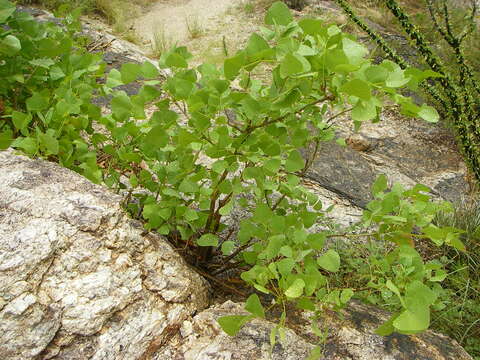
301,301 -> 474,360
156,301 -> 473,360
306,109 -> 469,210
346,134 -> 373,152
0,150 -> 209,360
155,301 -> 315,360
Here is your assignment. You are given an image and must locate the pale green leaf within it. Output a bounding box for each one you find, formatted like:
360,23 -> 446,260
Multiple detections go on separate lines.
285,278 -> 305,298
265,1 -> 293,26
317,249 -> 340,272
197,233 -> 219,247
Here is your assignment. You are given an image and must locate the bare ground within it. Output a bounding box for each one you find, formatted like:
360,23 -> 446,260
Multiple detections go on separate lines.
133,0 -> 262,64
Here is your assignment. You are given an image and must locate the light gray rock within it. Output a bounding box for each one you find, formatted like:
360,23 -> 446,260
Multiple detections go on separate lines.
0,150 -> 209,360
156,301 -> 473,360
155,301 -> 315,360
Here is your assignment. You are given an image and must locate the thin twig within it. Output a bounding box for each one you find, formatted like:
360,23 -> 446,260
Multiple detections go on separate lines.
194,267 -> 247,297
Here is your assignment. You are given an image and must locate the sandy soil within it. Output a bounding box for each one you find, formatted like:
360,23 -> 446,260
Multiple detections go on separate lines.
135,0 -> 241,42
133,0 -> 262,64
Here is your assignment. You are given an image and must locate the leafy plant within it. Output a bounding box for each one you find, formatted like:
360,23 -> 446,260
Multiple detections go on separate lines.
0,1 -> 467,356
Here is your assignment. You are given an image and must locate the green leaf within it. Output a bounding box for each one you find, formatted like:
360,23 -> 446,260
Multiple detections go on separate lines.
39,131 -> 59,155
372,174 -> 388,197
221,241 -> 235,255
264,158 -> 281,173
26,92 -> 49,112
307,233 -> 325,250
342,37 -> 368,64
393,307 -> 430,333
184,208 -> 199,221
111,92 -> 133,121
340,289 -> 354,304
285,278 -> 305,298
299,18 -> 324,35
245,294 -> 265,318
351,100 -> 376,122
386,68 -> 410,88
1,35 -> 22,56
285,150 -> 305,172
212,160 -> 228,174
280,53 -> 311,78
0,0 -> 16,23
365,65 -> 389,84
417,104 -> 439,123
375,313 -> 399,336
265,1 -> 292,26
219,200 -> 234,216
264,234 -> 285,260
197,233 -> 219,247
106,69 -> 124,88
246,33 -> 269,55
277,258 -> 295,276
165,52 -> 188,68
0,130 -> 13,150
253,203 -> 273,222
12,136 -> 37,154
404,281 -> 437,310
143,125 -> 168,149
224,52 -> 246,80
120,63 -> 141,84
29,58 -> 55,68
12,111 -> 32,131
50,66 -> 66,80
218,315 -> 252,336
141,61 -> 160,78
179,178 -> 199,193
340,79 -> 371,100
317,249 -> 340,272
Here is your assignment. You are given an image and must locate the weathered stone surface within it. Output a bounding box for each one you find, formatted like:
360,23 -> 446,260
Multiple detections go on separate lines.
155,301 -> 315,360
0,150 -> 209,360
156,301 -> 472,360
303,301 -> 473,360
306,109 -> 469,210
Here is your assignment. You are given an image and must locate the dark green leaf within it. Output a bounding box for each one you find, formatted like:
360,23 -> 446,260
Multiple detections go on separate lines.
12,111 -> 32,131
26,92 -> 49,112
0,0 -> 16,23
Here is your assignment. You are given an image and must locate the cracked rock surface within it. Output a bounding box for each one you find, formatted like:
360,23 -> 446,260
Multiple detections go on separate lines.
0,150 -> 209,360
155,301 -> 473,360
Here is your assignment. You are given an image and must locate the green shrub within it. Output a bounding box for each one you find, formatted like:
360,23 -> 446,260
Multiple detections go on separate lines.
0,1 -> 467,355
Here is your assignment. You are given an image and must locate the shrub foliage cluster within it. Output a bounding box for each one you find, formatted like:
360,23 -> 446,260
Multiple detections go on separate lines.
0,0 -> 470,356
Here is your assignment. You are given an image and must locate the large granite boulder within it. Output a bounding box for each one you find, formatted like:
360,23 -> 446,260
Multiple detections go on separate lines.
0,150 -> 209,359
156,301 -> 473,360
